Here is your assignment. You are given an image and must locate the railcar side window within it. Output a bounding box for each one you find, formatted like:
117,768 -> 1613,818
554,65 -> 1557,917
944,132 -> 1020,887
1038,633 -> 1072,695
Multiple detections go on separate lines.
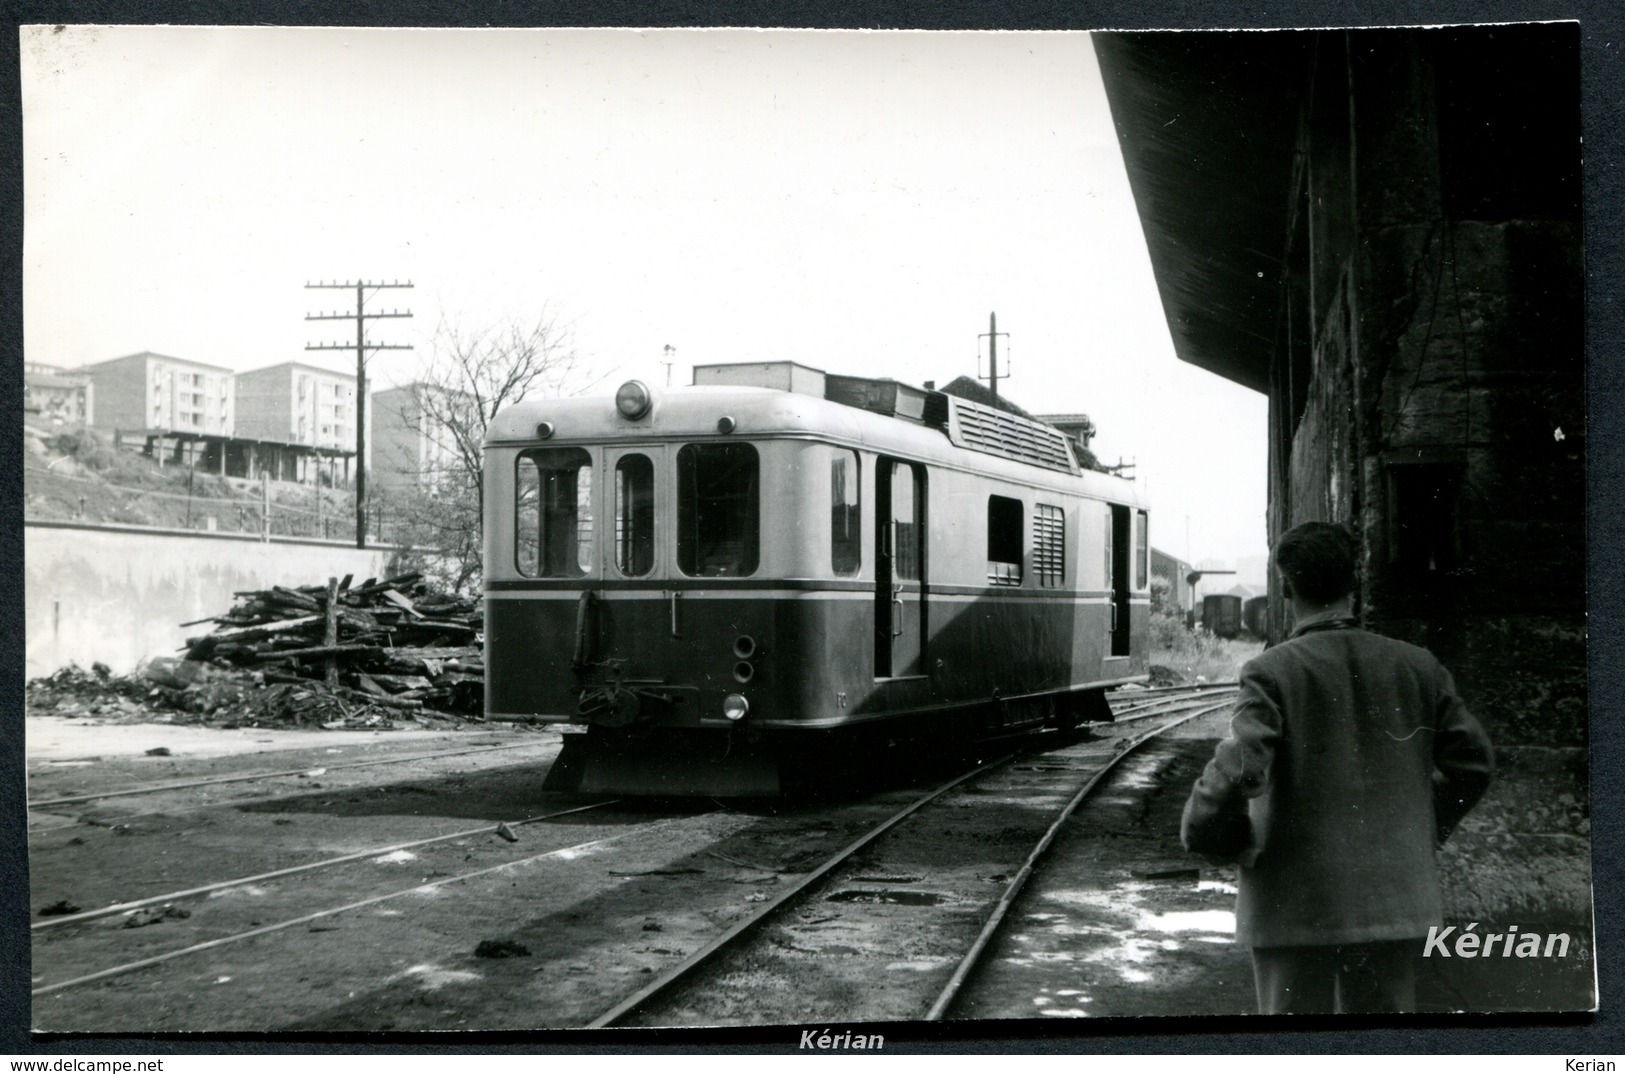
890,464 -> 921,581
1136,510 -> 1149,589
615,454 -> 655,576
831,450 -> 861,576
1103,508 -> 1114,587
516,448 -> 594,578
987,495 -> 1024,586
677,443 -> 760,577
1034,504 -> 1065,588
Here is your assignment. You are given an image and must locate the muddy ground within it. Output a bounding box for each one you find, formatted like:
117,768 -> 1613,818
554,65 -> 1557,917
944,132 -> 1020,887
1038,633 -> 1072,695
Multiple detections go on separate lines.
25,708 -> 1592,1038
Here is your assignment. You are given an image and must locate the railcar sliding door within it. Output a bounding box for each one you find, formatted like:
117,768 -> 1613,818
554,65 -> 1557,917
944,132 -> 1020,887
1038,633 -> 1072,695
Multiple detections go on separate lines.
875,459 -> 926,678
1110,503 -> 1132,656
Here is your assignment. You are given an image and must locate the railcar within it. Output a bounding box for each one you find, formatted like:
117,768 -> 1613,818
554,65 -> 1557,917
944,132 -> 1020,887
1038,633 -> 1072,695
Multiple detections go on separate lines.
1202,593 -> 1244,640
1243,594 -> 1270,639
483,361 -> 1150,795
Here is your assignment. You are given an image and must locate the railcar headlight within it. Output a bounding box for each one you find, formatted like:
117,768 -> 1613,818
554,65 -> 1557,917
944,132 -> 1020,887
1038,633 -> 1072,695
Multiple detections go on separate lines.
722,693 -> 750,721
615,380 -> 653,420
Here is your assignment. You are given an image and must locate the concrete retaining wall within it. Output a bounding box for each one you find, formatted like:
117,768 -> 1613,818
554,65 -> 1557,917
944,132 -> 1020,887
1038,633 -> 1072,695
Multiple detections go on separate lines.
26,521 -> 399,678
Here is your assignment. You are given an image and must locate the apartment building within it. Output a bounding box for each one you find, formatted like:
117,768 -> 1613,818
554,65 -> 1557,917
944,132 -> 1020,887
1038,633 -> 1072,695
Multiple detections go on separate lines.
81,351 -> 234,436
23,362 -> 94,427
370,383 -> 474,492
235,361 -> 357,451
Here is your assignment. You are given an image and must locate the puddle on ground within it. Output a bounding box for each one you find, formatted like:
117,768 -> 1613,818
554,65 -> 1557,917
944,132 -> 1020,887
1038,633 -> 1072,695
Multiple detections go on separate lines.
1104,768 -> 1161,791
1140,909 -> 1235,934
391,963 -> 482,991
208,885 -> 268,899
550,844 -> 601,861
827,889 -> 948,906
885,958 -> 954,971
1002,881 -> 1238,998
1033,991 -> 1093,1017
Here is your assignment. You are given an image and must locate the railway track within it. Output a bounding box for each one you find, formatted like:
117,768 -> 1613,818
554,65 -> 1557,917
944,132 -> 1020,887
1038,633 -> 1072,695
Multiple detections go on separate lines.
591,687 -> 1235,1028
30,799 -> 622,935
1108,682 -> 1238,720
30,806 -> 707,998
30,684 -> 1239,1031
25,736 -> 569,833
28,738 -> 557,811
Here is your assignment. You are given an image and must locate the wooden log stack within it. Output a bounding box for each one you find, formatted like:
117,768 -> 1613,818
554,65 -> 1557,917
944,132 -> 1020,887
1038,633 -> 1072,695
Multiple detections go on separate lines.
183,572 -> 485,718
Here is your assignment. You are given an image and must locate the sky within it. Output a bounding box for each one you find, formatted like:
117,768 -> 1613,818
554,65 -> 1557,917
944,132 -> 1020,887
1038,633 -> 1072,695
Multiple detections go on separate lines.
20,25 -> 1270,579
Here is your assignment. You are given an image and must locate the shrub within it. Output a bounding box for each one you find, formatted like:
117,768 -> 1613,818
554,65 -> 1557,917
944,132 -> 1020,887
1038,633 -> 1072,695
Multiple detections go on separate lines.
1149,571 -> 1261,683
45,428 -> 117,471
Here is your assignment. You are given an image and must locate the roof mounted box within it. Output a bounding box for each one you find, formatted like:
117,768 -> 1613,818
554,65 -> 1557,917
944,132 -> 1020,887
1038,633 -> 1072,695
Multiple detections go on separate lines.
692,361 -> 826,396
824,374 -> 929,423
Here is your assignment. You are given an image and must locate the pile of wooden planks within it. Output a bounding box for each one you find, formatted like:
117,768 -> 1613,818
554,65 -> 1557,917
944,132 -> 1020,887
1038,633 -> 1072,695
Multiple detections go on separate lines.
182,572 -> 485,718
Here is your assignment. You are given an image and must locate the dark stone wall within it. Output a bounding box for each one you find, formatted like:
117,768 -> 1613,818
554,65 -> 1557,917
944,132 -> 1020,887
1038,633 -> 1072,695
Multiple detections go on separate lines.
1277,28 -> 1588,926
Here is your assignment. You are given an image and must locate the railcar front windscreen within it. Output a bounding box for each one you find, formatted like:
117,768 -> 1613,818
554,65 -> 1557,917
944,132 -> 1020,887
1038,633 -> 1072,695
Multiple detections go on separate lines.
516,447 -> 594,578
677,442 -> 760,577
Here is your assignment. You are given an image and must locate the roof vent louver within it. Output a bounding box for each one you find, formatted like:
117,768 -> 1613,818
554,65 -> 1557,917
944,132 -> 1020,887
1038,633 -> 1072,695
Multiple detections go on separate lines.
939,397 -> 1080,475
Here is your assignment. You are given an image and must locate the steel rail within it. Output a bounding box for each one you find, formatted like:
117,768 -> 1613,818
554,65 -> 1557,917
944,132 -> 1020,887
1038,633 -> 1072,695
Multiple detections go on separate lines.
32,799 -> 620,931
1109,681 -> 1240,698
1108,684 -> 1238,716
28,740 -> 550,810
924,697 -> 1236,1020
30,810 -> 703,997
1110,688 -> 1238,722
585,751 -> 1021,1029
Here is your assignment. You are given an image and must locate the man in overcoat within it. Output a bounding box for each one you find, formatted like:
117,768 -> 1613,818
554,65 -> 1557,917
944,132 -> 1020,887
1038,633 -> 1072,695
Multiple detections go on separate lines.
1181,521 -> 1494,1014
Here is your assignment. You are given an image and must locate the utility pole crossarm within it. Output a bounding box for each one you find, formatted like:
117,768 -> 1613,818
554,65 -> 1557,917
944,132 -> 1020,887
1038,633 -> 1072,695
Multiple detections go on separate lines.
307,312 -> 414,321
302,277 -> 415,550
306,342 -> 415,351
305,280 -> 415,289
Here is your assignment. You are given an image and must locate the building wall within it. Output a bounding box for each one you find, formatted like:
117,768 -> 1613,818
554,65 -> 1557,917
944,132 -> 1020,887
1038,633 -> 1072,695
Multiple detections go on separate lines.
25,521 -> 397,677
369,384 -> 473,493
84,353 -> 235,436
1274,30 -> 1587,927
369,385 -> 425,492
84,354 -> 149,431
24,370 -> 94,426
236,363 -> 358,452
297,367 -> 357,451
234,364 -> 295,441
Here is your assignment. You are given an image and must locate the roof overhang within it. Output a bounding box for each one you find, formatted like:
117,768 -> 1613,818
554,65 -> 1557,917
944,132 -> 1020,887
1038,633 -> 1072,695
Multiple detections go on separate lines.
1093,30 -> 1308,394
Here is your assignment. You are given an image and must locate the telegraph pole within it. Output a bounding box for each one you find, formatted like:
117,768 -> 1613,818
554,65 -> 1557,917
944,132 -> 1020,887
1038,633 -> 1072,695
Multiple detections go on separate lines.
305,279 -> 414,548
979,311 -> 1009,396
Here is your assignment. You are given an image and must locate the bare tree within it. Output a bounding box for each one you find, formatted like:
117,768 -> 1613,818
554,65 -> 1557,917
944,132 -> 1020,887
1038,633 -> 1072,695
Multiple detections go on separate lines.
375,310 -> 594,592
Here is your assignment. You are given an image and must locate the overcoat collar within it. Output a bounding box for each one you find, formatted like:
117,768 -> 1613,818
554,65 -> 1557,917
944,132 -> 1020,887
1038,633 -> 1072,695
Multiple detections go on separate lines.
1287,608 -> 1358,639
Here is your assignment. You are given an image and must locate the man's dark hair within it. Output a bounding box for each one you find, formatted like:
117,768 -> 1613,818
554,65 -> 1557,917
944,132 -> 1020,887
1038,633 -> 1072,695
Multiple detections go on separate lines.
1274,521 -> 1356,605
